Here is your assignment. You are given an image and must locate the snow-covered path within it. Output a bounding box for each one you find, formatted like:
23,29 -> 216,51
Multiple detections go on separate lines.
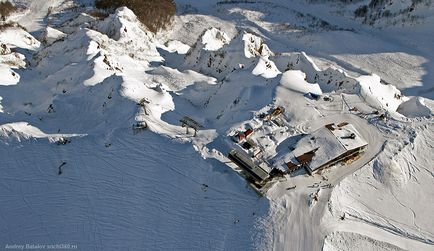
12,0 -> 65,33
263,112 -> 385,251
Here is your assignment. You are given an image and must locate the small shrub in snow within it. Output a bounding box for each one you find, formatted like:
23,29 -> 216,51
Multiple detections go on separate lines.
382,10 -> 391,17
95,0 -> 176,33
87,10 -> 109,20
354,5 -> 368,18
0,43 -> 10,54
0,1 -> 17,20
0,21 -> 27,32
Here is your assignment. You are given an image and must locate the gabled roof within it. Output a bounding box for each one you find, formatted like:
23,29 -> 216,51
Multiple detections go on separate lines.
329,123 -> 368,151
285,122 -> 368,173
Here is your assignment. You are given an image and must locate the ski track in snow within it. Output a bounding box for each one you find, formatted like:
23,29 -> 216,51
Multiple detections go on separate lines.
0,131 -> 270,250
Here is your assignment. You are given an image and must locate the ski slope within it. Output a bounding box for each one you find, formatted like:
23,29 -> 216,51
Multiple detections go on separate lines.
0,129 -> 271,250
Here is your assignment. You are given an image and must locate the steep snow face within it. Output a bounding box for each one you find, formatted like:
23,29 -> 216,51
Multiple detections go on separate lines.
0,67 -> 20,85
0,122 -> 85,142
358,74 -> 407,114
280,70 -> 322,95
242,32 -> 273,58
182,31 -> 253,80
201,27 -> 231,51
397,97 -> 433,118
42,26 -> 66,45
34,28 -> 120,88
0,40 -> 24,86
98,7 -> 144,40
0,26 -> 38,86
96,7 -> 161,62
274,52 -> 359,94
32,6 -> 161,88
252,57 -> 281,78
0,26 -> 40,50
159,40 -> 191,54
241,32 -> 280,78
183,29 -> 280,80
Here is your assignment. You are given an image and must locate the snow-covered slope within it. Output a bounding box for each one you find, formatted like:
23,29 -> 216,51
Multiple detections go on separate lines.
0,0 -> 433,250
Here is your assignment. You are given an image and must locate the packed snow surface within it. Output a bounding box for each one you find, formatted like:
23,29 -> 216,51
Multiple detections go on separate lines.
280,70 -> 322,95
323,231 -> 407,251
159,40 -> 191,54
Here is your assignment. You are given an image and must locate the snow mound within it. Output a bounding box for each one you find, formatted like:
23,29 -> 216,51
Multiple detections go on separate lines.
397,97 -> 433,118
183,29 -> 278,80
183,31 -> 254,80
42,26 -> 66,45
201,27 -> 231,51
147,66 -> 217,92
0,25 -> 39,85
98,7 -> 147,41
252,57 -> 281,79
34,29 -> 121,87
159,40 -> 191,54
96,7 -> 161,62
275,52 -> 359,93
280,70 -> 322,95
0,41 -> 26,86
0,51 -> 26,68
0,122 -> 86,142
358,74 -> 406,113
242,32 -> 273,58
323,232 -> 406,251
373,156 -> 408,188
241,32 -> 279,78
97,7 -> 137,40
0,26 -> 40,51
0,67 -> 20,85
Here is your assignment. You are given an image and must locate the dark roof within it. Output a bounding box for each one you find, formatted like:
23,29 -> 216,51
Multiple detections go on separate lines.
228,149 -> 269,182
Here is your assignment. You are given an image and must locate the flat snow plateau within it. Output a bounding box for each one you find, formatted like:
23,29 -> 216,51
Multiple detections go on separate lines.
0,0 -> 433,250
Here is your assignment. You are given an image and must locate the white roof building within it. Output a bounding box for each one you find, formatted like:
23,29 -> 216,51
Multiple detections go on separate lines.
282,122 -> 368,174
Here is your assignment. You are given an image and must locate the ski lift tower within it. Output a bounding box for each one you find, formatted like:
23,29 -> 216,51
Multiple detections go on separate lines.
180,116 -> 203,137
137,98 -> 150,115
